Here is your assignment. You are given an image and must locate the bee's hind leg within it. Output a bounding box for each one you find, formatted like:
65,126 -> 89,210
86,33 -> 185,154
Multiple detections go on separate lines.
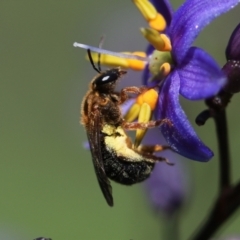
137,144 -> 174,165
138,144 -> 171,154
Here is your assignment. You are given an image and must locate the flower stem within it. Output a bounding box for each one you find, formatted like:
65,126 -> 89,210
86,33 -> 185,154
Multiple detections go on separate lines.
214,110 -> 231,190
161,213 -> 180,240
190,109 -> 235,240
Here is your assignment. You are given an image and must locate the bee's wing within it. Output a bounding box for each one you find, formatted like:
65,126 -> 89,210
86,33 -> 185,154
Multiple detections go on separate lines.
87,110 -> 113,207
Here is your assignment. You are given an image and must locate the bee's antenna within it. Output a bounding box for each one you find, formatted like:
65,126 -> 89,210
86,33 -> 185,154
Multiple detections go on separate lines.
97,35 -> 105,73
87,49 -> 101,73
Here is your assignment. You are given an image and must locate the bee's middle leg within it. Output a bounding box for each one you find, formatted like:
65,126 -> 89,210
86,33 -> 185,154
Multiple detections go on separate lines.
122,119 -> 172,130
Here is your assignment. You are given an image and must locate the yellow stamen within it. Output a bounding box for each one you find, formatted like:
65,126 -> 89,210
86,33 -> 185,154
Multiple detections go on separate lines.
134,103 -> 152,147
133,0 -> 166,31
160,62 -> 171,76
149,13 -> 166,32
159,34 -> 172,51
123,52 -> 147,70
87,52 -> 146,71
133,0 -> 157,20
140,28 -> 172,51
124,103 -> 140,122
149,50 -> 173,77
136,88 -> 158,110
87,53 -> 129,68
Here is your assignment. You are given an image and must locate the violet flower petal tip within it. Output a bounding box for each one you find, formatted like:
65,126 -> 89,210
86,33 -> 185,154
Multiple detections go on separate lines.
178,47 -> 227,100
157,71 -> 213,161
170,0 -> 240,63
226,22 -> 240,60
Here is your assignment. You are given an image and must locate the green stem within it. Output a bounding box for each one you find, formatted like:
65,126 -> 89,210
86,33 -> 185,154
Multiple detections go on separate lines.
162,212 -> 180,240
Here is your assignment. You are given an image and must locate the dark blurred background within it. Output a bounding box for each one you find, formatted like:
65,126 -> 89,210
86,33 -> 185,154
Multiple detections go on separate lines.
0,1 -> 240,239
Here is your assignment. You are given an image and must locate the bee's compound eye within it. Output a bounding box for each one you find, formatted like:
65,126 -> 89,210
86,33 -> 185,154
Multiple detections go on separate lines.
94,71 -> 119,85
102,75 -> 111,81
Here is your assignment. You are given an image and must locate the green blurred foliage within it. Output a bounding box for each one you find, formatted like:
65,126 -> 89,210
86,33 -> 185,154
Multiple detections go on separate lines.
0,1 -> 239,239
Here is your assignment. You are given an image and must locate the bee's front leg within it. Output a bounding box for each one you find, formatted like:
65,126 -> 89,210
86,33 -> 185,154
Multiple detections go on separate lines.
119,86 -> 148,104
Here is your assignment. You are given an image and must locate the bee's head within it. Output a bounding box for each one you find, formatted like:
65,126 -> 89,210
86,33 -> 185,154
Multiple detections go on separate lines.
86,49 -> 126,93
92,68 -> 127,92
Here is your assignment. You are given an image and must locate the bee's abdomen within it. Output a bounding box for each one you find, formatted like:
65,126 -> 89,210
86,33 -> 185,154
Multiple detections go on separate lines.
102,145 -> 155,185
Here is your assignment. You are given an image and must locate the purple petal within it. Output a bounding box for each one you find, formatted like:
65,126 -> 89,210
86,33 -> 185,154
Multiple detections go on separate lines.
150,0 -> 174,26
143,43 -> 155,85
146,44 -> 154,56
142,63 -> 160,88
156,71 -> 213,161
120,98 -> 135,116
226,23 -> 240,60
142,62 -> 151,86
178,47 -> 226,100
169,0 -> 240,63
142,132 -> 189,216
145,158 -> 187,216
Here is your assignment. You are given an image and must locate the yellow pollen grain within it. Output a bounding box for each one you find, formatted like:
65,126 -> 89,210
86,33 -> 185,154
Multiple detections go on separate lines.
136,89 -> 158,110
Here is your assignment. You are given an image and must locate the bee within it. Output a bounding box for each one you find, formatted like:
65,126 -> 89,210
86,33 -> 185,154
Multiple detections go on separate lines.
81,50 -> 171,206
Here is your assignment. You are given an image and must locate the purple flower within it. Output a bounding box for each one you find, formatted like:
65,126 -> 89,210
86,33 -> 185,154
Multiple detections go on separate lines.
142,0 -> 240,161
223,22 -> 240,94
143,131 -> 189,216
74,0 -> 240,161
226,23 -> 240,61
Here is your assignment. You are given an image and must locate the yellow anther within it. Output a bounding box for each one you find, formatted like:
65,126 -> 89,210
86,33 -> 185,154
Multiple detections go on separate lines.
133,0 -> 166,31
134,103 -> 152,147
87,52 -> 146,71
133,0 -> 157,20
123,52 -> 147,70
149,13 -> 166,32
87,53 -> 129,68
160,62 -> 171,76
124,103 -> 140,122
136,88 -> 158,110
160,34 -> 172,51
141,28 -> 172,52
